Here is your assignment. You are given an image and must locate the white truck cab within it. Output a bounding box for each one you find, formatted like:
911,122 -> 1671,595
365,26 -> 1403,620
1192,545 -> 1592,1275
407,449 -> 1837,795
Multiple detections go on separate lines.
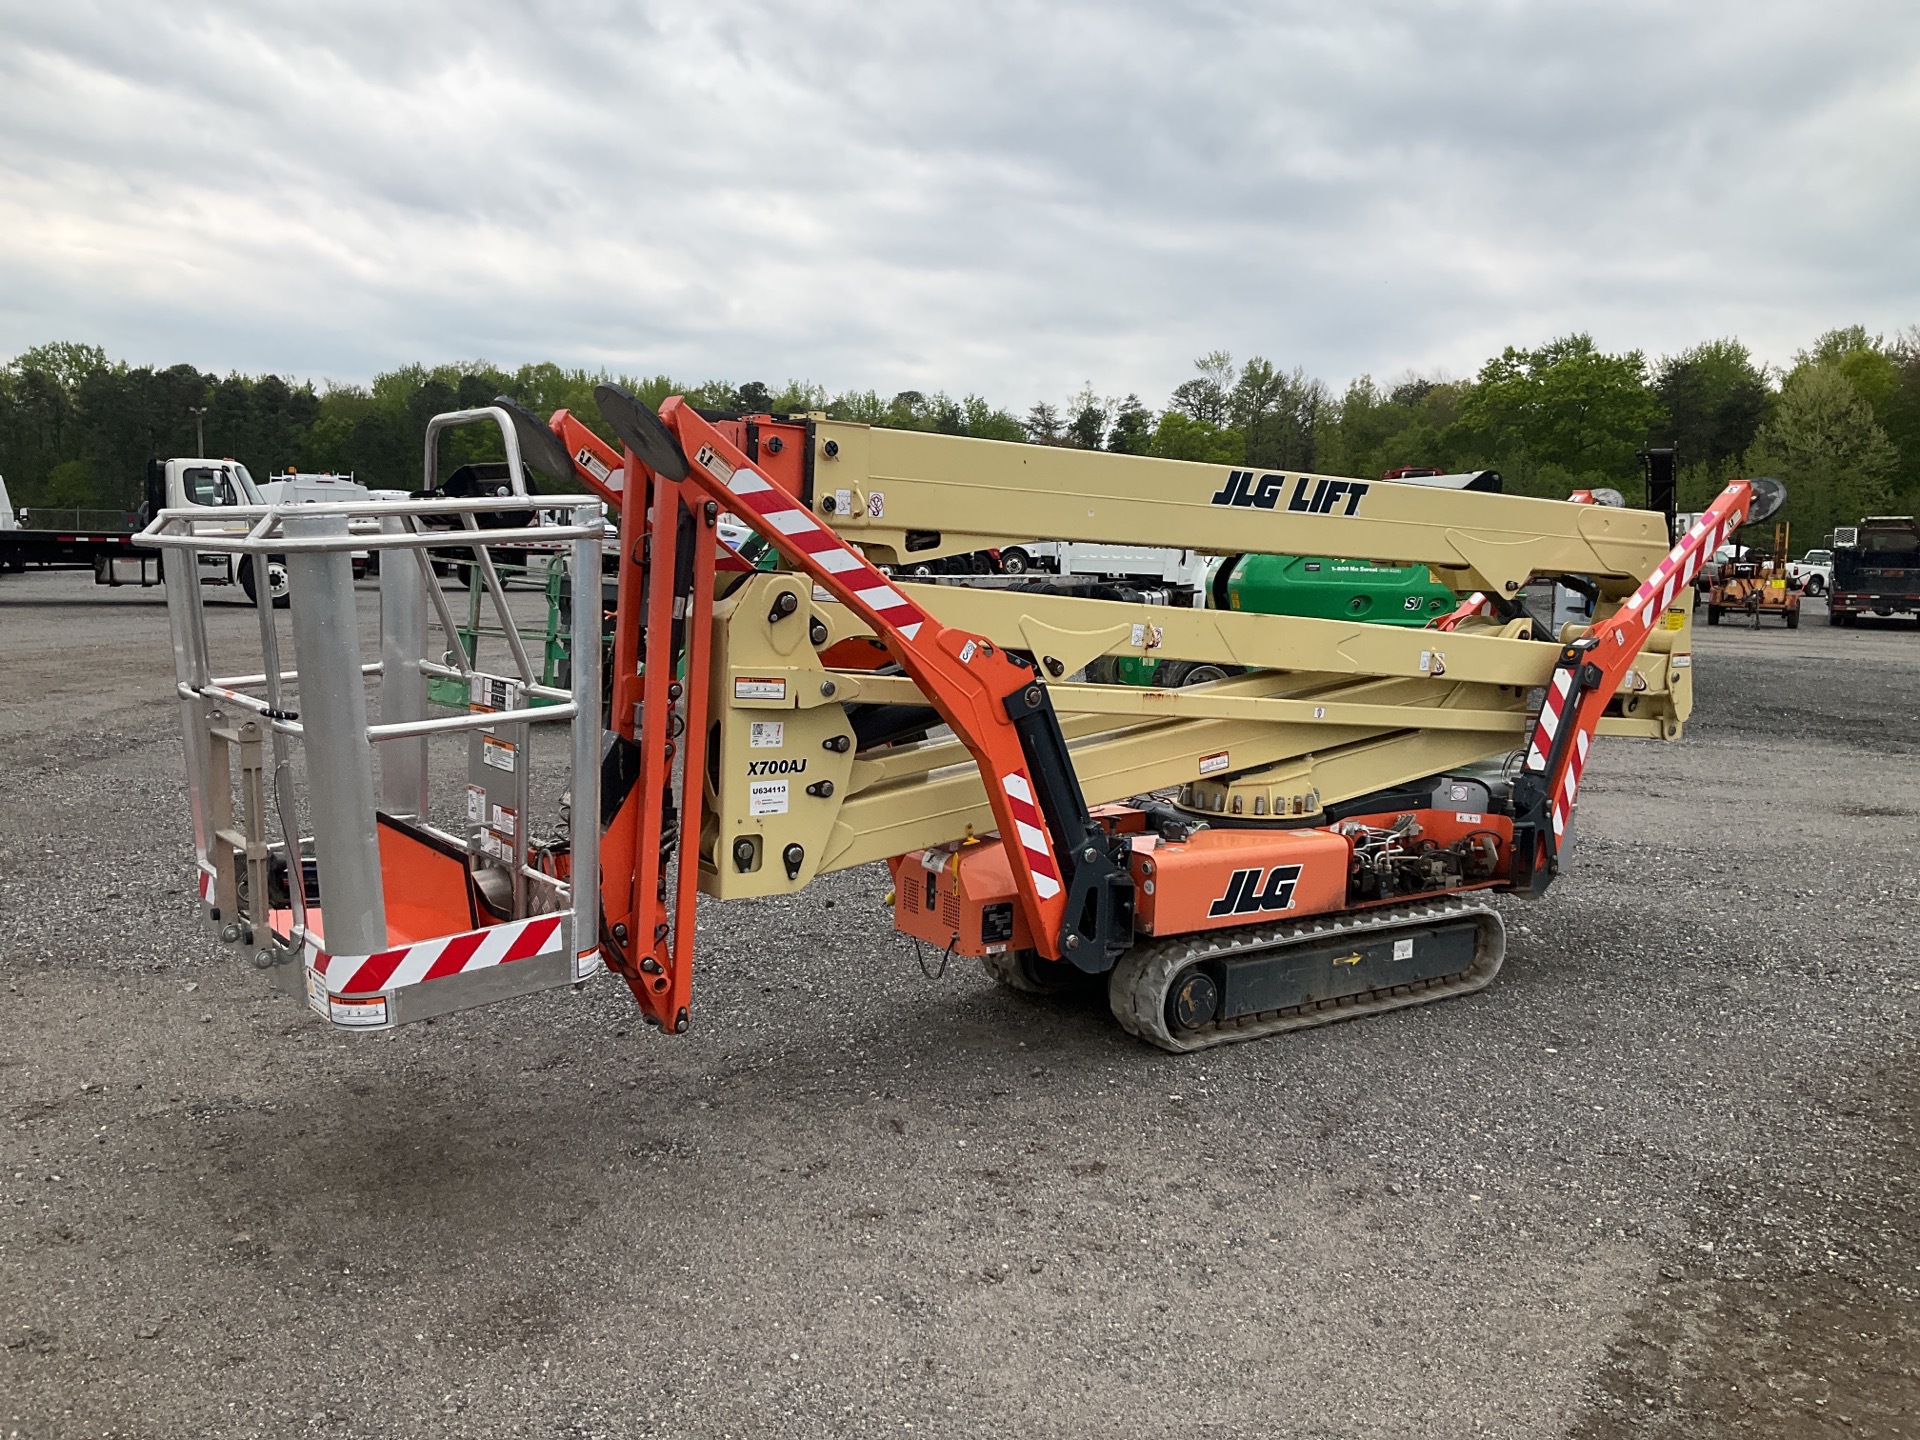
142,460 -> 374,605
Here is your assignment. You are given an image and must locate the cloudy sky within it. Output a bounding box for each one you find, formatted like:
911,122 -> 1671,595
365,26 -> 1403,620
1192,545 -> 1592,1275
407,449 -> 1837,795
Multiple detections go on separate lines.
2,1 -> 1917,406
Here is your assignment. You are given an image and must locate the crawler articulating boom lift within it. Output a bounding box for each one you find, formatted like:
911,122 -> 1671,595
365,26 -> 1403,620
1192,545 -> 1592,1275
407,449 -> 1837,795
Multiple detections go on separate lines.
143,394 -> 1777,1052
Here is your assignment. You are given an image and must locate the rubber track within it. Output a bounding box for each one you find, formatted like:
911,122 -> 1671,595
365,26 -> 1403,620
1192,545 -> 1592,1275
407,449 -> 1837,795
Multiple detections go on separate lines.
1107,896 -> 1507,1054
981,948 -> 1087,996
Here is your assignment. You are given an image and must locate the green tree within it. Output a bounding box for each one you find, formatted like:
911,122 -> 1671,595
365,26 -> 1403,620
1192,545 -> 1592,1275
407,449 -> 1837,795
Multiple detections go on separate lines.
1794,326 -> 1900,414
1231,358 -> 1324,470
1105,394 -> 1154,453
41,458 -> 97,507
1650,339 -> 1771,477
1168,351 -> 1235,427
1023,402 -> 1064,445
1744,364 -> 1896,539
1454,334 -> 1661,494
10,342 -> 107,392
1791,327 -> 1920,507
962,395 -> 1026,442
1147,411 -> 1242,464
1884,329 -> 1920,507
1315,375 -> 1469,480
1064,385 -> 1107,449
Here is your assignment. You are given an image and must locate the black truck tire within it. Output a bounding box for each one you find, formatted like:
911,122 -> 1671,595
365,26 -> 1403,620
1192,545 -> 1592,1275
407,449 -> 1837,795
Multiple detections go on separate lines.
239,555 -> 291,609
1706,604 -> 1721,626
1786,605 -> 1800,629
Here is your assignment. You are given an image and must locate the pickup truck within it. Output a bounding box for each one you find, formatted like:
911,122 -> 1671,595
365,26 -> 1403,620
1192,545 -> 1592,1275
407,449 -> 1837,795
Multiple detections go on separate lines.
0,460 -> 379,604
1786,548 -> 1833,596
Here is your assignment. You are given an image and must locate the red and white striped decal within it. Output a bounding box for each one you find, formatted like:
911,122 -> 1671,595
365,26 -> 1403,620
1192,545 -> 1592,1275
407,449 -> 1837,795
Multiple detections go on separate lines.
998,772 -> 1064,901
1524,666 -> 1575,772
696,447 -> 931,640
1553,729 -> 1591,838
1621,510 -> 1727,635
1524,486 -> 1750,839
196,865 -> 216,902
310,914 -> 564,996
1432,591 -> 1495,633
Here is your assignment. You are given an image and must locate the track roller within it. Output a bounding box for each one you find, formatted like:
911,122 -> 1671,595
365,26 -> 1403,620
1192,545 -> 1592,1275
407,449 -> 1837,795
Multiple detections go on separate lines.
1108,896 -> 1506,1053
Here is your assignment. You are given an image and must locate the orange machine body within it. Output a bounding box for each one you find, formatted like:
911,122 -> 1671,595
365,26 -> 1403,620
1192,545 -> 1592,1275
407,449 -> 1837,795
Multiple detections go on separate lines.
889,843 -> 1036,957
1129,828 -> 1351,935
888,805 -> 1516,958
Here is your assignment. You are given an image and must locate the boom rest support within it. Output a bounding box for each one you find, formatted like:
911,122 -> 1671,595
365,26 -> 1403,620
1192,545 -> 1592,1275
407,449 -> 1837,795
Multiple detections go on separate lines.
1003,679 -> 1135,969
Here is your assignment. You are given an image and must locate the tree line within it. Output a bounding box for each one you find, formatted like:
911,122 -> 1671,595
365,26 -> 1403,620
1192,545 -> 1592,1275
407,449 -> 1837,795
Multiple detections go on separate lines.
3,326 -> 1916,543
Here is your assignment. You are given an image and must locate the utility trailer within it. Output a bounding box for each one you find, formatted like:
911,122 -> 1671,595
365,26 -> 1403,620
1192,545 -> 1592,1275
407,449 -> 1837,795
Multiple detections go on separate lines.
141,393 -> 1777,1053
1703,517 -> 1800,630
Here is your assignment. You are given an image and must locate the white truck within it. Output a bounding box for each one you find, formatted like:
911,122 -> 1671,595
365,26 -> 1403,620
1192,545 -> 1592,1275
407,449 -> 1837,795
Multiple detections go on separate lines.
1786,548 -> 1833,596
0,459 -> 379,602
999,541 -> 1213,604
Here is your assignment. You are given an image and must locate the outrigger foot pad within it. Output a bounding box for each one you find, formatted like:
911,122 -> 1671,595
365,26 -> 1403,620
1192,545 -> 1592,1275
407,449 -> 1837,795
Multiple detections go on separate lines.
595,384 -> 690,481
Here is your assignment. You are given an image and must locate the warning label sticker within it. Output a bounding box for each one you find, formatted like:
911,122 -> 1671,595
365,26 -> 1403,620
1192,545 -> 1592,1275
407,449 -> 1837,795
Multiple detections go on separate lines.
305,969 -> 327,1016
329,994 -> 389,1029
694,444 -> 735,483
749,779 -> 789,816
491,804 -> 516,837
576,448 -> 611,483
1392,938 -> 1415,961
473,674 -> 519,712
1664,608 -> 1687,631
466,784 -> 486,822
574,948 -> 603,981
749,720 -> 785,749
734,677 -> 788,702
481,735 -> 516,773
867,491 -> 885,519
1198,750 -> 1230,776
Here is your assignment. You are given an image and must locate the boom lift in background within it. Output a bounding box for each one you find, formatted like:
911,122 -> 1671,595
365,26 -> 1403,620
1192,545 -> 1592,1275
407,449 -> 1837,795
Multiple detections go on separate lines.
140,394 -> 1779,1053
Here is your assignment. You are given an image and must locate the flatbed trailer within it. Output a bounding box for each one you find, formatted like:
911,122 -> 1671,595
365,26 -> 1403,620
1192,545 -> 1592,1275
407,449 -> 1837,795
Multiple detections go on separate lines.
0,524 -> 151,582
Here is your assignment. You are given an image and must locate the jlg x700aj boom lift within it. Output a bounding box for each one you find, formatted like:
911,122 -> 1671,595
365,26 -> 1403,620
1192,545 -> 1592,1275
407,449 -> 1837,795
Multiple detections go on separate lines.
138,394 -> 1780,1052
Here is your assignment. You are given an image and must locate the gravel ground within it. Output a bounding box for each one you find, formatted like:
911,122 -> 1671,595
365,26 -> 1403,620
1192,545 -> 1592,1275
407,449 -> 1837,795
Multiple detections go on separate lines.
1,567 -> 1915,1439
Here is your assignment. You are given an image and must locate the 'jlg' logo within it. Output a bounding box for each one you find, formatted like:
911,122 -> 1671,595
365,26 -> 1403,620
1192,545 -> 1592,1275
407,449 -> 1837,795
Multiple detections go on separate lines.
1207,864 -> 1302,918
1208,471 -> 1371,516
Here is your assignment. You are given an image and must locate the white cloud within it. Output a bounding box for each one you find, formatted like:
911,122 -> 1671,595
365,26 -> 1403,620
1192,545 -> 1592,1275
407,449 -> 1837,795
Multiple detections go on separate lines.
1,0 -> 1916,405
